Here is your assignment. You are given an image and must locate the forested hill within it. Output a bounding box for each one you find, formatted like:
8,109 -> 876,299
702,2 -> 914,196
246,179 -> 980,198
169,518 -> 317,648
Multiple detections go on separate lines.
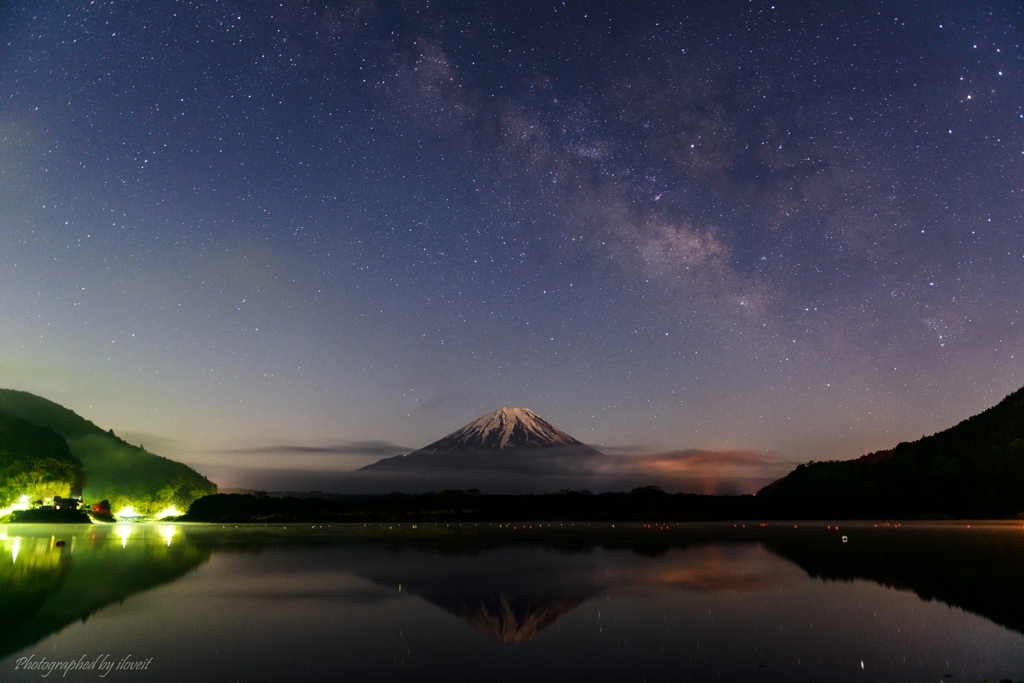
0,412 -> 85,508
758,386 -> 1024,518
0,390 -> 216,514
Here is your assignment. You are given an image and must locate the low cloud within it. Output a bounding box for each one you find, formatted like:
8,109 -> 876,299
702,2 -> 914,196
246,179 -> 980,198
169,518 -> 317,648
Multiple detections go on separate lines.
192,440 -> 411,473
612,448 -> 789,473
221,441 -> 409,458
205,446 -> 793,496
600,449 -> 792,495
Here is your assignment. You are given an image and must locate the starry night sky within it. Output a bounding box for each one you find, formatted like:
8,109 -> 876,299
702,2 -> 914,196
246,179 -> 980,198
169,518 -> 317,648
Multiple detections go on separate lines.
1,0 -> 1022,490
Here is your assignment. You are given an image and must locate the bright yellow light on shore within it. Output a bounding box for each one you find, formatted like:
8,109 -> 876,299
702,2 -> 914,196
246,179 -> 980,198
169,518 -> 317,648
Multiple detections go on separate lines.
159,525 -> 177,546
0,494 -> 33,518
116,506 -> 142,519
155,506 -> 181,519
115,524 -> 132,548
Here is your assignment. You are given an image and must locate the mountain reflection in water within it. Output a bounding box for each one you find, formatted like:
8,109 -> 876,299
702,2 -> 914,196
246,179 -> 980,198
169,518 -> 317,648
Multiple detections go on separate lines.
444,595 -> 581,643
350,542 -> 794,642
763,523 -> 1024,635
1,522 -> 1023,682
0,524 -> 210,659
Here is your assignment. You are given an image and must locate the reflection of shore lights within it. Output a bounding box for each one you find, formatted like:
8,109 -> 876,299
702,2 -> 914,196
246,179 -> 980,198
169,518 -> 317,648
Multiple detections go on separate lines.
116,506 -> 142,519
155,506 -> 181,519
115,524 -> 132,548
159,525 -> 177,546
12,537 -> 21,563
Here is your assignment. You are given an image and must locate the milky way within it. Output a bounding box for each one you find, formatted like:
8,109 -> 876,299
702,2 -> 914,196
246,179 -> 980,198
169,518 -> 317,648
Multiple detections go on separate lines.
1,1 -> 1021,489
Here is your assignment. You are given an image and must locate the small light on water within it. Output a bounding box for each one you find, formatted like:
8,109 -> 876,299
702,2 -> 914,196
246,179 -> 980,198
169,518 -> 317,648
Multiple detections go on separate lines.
115,524 -> 132,548
159,525 -> 177,546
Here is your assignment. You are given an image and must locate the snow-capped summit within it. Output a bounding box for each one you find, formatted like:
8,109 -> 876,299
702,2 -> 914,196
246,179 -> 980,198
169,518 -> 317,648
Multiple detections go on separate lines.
358,406 -> 602,473
422,407 -> 583,452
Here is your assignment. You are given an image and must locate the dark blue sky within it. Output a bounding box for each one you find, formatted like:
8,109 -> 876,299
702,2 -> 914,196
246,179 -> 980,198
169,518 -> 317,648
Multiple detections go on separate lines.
1,0 -> 1021,489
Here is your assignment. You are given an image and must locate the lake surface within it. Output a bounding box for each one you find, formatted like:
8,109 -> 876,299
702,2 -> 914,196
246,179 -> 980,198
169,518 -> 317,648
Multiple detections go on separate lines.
2,521 -> 1023,682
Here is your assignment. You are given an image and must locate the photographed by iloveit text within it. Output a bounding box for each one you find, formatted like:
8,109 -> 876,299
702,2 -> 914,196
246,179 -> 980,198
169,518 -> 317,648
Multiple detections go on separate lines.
12,654 -> 153,678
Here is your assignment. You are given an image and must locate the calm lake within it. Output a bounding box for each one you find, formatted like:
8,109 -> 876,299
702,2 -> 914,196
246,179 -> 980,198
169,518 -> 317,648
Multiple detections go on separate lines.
2,521 -> 1023,682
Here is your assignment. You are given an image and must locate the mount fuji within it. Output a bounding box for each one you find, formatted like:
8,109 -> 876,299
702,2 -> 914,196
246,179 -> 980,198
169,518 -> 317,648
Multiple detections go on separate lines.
360,407 -> 603,473
346,407 -> 777,494
415,407 -> 585,452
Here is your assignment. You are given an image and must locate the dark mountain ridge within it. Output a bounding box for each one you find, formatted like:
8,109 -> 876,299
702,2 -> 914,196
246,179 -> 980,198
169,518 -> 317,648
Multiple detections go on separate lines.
757,385 -> 1024,518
